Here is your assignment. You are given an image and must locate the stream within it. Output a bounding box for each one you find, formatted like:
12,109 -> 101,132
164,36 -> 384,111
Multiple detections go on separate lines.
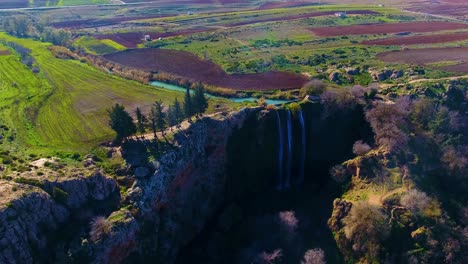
149,81 -> 291,105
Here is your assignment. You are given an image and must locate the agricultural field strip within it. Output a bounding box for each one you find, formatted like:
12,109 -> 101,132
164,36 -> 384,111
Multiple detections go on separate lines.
377,47 -> 468,73
91,5 -> 411,48
135,4 -> 387,25
361,31 -> 468,46
310,21 -> 468,37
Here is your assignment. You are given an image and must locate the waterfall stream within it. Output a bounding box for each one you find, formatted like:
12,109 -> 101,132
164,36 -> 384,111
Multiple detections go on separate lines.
298,110 -> 306,183
275,110 -> 283,190
286,110 -> 292,188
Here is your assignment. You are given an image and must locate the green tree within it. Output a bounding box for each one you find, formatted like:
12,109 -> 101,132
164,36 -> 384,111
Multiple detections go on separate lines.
149,106 -> 157,139
194,82 -> 208,116
153,100 -> 166,135
167,104 -> 177,129
107,103 -> 136,142
184,86 -> 193,118
3,16 -> 31,37
135,107 -> 147,136
173,98 -> 183,126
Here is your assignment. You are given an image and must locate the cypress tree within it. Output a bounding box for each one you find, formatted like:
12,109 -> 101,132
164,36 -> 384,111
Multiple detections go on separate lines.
173,98 -> 183,124
135,107 -> 147,136
153,100 -> 166,135
149,105 -> 157,139
194,82 -> 208,115
184,86 -> 192,118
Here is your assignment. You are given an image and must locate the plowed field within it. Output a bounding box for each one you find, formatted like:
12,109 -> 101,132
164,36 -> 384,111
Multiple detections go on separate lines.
377,47 -> 468,73
362,32 -> 468,45
311,21 -> 468,36
103,48 -> 308,90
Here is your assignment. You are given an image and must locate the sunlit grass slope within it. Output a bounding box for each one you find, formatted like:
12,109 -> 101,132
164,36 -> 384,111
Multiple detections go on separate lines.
0,33 -> 217,153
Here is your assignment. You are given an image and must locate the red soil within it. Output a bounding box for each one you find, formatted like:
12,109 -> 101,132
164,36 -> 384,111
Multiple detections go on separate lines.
103,48 -> 308,90
310,21 -> 468,37
377,47 -> 468,73
361,32 -> 468,45
0,50 -> 11,56
228,10 -> 378,27
406,0 -> 468,18
94,29 -> 213,48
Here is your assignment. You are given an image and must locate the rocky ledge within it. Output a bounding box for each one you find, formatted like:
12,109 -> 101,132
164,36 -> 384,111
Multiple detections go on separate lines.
0,170 -> 118,264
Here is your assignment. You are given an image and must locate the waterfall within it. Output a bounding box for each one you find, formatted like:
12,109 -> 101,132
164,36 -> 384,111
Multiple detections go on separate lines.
285,110 -> 292,188
298,110 -> 306,183
275,110 -> 283,190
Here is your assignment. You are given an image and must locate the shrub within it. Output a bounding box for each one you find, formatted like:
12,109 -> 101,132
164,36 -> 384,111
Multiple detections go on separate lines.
256,249 -> 282,264
441,146 -> 467,174
343,202 -> 389,261
301,248 -> 326,264
365,100 -> 409,152
52,187 -> 69,204
90,216 -> 113,242
13,177 -> 44,188
300,79 -> 326,98
330,164 -> 349,183
400,189 -> 430,216
350,85 -> 367,99
278,211 -> 298,240
352,140 -> 371,156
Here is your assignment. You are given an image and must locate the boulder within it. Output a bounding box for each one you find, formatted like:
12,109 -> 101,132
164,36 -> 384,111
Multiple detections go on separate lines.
390,70 -> 403,79
329,71 -> 342,84
134,167 -> 150,178
346,67 -> 360,75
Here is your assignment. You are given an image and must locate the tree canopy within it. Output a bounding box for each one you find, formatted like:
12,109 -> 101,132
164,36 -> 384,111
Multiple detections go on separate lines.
107,103 -> 136,142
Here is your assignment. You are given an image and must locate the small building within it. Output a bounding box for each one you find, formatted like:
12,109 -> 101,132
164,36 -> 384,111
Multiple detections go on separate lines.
334,12 -> 347,18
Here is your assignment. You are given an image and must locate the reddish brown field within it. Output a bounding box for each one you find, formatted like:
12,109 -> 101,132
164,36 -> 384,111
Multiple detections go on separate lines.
311,21 -> 468,37
103,48 -> 308,90
94,28 -> 213,48
361,32 -> 468,45
0,50 -> 11,56
377,47 -> 468,73
228,10 -> 378,27
406,0 -> 468,18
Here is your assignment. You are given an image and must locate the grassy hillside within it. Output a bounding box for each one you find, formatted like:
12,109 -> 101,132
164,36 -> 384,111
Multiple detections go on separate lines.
0,33 -> 236,155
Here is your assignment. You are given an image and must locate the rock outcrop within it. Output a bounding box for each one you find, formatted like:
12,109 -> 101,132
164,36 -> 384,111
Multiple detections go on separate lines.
0,182 -> 68,264
0,170 -> 119,264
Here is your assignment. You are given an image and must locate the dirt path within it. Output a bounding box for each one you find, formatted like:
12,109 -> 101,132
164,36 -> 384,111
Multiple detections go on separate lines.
368,187 -> 407,206
408,74 -> 468,84
136,112 -> 221,141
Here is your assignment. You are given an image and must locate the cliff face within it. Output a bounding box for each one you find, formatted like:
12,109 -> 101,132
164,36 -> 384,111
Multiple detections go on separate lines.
0,171 -> 119,264
94,107 -> 258,263
92,102 -> 371,263
0,182 -> 68,264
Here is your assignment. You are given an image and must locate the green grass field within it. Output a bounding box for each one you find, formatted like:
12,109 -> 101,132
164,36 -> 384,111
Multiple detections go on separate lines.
74,36 -> 126,55
0,33 -> 237,155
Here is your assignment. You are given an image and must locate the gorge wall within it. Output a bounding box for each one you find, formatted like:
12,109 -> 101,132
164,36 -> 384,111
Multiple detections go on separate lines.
93,101 -> 371,263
